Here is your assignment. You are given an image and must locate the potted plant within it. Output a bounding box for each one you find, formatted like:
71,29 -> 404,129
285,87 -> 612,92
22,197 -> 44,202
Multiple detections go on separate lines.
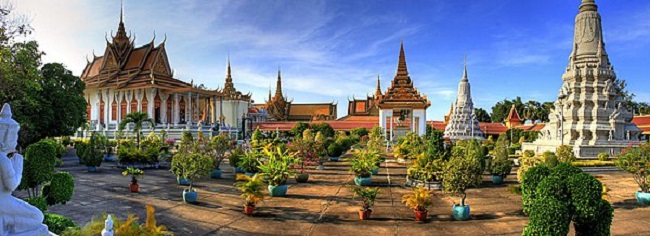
401,187 -> 433,221
327,142 -> 343,162
258,147 -> 297,197
229,146 -> 246,174
236,173 -> 265,215
171,152 -> 214,203
442,141 -> 484,221
488,139 -> 513,184
81,132 -> 105,172
210,134 -> 230,179
350,149 -> 373,186
352,187 -> 380,220
122,167 -> 144,193
615,142 -> 650,205
240,150 -> 261,177
288,138 -> 312,183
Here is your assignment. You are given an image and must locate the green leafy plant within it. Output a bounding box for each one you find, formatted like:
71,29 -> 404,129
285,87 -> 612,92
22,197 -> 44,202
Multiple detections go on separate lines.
44,213 -> 78,235
118,112 -> 155,148
170,152 -> 214,191
615,142 -> 650,193
352,187 -> 380,211
257,147 -> 297,186
556,145 -> 577,163
542,151 -> 558,168
79,132 -> 104,168
236,173 -> 265,206
210,134 -> 230,169
61,205 -> 171,236
19,139 -> 57,197
489,138 -> 513,177
327,142 -> 344,157
401,187 -> 433,211
228,146 -> 245,168
349,149 -> 375,177
517,151 -> 543,183
122,167 -> 144,185
240,150 -> 261,173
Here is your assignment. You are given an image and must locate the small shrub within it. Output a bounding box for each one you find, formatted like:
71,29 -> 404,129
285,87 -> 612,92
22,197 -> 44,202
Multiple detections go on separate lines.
542,151 -> 558,168
20,140 -> 57,193
26,196 -> 48,213
521,165 -> 551,215
567,173 -> 602,219
44,213 -> 78,235
571,160 -> 615,167
327,142 -> 344,157
573,199 -> 613,236
556,145 -> 577,163
597,153 -> 610,161
517,153 -> 543,183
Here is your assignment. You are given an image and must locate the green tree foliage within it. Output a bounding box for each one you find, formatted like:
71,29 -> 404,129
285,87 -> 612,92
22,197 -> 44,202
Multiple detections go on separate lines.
350,127 -> 369,138
474,108 -> 491,122
442,139 -> 484,206
80,132 -> 104,167
491,97 -> 552,123
19,139 -> 57,196
118,112 -> 154,148
41,172 -> 74,206
311,122 -> 335,138
556,145 -> 577,163
290,122 -> 309,137
489,137 -> 512,177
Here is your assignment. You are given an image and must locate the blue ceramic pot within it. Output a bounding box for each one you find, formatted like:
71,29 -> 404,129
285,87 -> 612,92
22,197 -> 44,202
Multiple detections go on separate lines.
636,191 -> 650,205
233,166 -> 245,174
183,189 -> 198,203
86,166 -> 98,173
268,184 -> 288,197
177,177 -> 191,186
354,176 -> 372,186
245,172 -> 256,177
371,168 -> 379,175
329,156 -> 340,162
453,204 -> 470,221
210,169 -> 223,179
492,175 -> 504,184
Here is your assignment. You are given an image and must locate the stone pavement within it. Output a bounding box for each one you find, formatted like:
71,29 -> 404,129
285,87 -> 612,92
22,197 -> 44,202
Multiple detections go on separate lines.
42,149 -> 650,236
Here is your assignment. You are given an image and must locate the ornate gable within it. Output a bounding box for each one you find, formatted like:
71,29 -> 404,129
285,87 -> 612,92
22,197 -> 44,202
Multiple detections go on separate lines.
152,46 -> 171,76
378,42 -> 430,109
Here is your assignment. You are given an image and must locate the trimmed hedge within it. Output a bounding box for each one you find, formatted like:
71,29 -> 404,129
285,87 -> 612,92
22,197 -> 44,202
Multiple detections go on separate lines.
521,165 -> 551,215
571,160 -> 615,167
44,213 -> 78,234
20,140 -> 57,190
523,197 -> 570,236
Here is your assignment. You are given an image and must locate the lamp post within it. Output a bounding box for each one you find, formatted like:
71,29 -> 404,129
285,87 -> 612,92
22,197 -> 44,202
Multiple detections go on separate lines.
557,93 -> 567,146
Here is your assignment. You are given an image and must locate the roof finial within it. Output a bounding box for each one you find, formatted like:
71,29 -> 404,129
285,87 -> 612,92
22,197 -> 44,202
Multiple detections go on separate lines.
375,74 -> 382,97
120,0 -> 124,24
462,54 -> 468,82
275,66 -> 283,99
396,40 -> 408,77
579,0 -> 597,13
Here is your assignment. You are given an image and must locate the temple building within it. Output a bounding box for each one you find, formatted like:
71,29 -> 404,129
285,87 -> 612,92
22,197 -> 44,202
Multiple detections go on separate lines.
444,59 -> 484,140
377,42 -> 430,139
80,9 -> 251,137
523,0 -> 642,157
255,70 -> 337,122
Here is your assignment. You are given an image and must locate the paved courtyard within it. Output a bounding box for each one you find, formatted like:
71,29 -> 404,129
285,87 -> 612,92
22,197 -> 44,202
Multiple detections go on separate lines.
44,149 -> 650,236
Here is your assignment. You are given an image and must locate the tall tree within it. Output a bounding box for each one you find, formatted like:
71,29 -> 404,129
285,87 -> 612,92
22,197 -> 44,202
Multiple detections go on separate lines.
474,108 -> 491,122
118,112 -> 154,148
490,97 -> 524,123
36,63 -> 87,138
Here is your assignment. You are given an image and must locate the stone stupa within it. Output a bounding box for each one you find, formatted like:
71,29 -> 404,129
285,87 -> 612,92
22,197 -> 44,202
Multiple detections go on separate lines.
523,0 -> 642,157
444,58 -> 484,141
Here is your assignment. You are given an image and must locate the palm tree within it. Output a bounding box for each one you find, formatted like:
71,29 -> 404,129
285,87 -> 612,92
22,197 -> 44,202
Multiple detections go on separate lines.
119,112 -> 154,148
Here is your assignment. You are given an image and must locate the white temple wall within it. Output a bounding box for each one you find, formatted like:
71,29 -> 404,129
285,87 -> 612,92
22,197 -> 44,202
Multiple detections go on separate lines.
413,109 -> 426,136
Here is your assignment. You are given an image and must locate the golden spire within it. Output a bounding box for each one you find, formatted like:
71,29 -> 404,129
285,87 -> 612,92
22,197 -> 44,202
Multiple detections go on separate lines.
375,75 -> 382,97
275,67 -> 283,99
396,40 -> 409,77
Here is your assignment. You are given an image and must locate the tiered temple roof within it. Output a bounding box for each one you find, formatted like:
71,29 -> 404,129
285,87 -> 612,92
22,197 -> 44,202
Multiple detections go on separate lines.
377,42 -> 430,109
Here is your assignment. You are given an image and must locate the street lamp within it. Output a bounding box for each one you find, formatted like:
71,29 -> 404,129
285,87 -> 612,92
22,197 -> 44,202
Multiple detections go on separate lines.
557,93 -> 567,146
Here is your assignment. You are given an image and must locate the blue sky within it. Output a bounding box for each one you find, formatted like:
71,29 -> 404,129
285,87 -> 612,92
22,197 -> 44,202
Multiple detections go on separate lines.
16,0 -> 650,120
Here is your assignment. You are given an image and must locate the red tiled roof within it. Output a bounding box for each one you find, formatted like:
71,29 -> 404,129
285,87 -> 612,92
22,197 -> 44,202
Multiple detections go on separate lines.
517,123 -> 546,131
633,115 -> 650,134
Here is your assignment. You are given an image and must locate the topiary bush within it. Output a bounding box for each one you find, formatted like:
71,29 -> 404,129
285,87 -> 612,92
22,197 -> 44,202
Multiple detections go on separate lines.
521,165 -> 551,214
44,213 -> 78,235
26,196 -> 48,213
81,132 -> 105,167
42,172 -> 75,206
327,142 -> 344,157
20,140 -> 57,196
522,197 -> 570,236
541,151 -> 558,168
522,163 -> 613,235
517,151 -> 543,183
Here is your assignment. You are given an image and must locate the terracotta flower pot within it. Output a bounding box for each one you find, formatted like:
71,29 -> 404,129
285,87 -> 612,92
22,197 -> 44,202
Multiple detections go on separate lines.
359,209 -> 372,220
129,183 -> 139,193
414,210 -> 428,222
244,205 -> 256,215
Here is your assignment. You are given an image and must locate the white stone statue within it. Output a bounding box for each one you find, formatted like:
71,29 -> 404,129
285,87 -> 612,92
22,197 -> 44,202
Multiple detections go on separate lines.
0,104 -> 49,236
101,215 -> 114,236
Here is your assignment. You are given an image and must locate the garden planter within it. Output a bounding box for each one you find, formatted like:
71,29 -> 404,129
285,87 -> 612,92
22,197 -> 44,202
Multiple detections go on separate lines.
176,177 -> 191,186
183,189 -> 198,203
268,184 -> 288,197
129,183 -> 139,193
354,176 -> 372,186
329,156 -> 340,162
210,169 -> 223,179
453,204 -> 470,221
636,191 -> 650,205
244,205 -> 255,215
86,166 -> 98,173
414,210 -> 428,222
371,168 -> 379,175
359,209 -> 372,220
492,175 -> 504,184
233,166 -> 245,174
295,173 -> 310,183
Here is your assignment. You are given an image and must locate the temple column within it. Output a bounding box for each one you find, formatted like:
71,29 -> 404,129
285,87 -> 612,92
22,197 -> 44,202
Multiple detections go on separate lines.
186,92 -> 192,125
136,89 -> 143,112
195,93 -> 201,125
96,90 -> 102,131
114,91 -> 120,129
173,93 -> 180,126
161,92 -> 169,124
125,90 -> 132,114
148,88 -> 156,122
